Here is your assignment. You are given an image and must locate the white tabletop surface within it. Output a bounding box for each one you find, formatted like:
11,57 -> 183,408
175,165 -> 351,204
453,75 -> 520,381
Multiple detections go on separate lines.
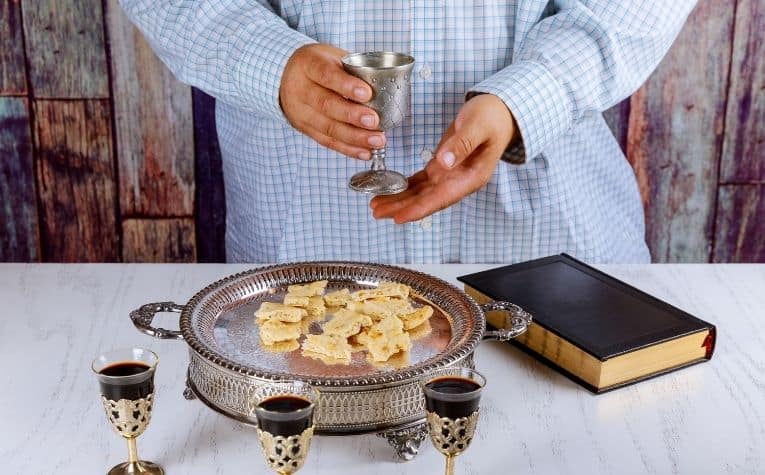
0,263 -> 761,474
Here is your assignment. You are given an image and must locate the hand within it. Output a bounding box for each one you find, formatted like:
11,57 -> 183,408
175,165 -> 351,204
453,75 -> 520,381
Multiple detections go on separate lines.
280,44 -> 386,160
370,94 -> 518,223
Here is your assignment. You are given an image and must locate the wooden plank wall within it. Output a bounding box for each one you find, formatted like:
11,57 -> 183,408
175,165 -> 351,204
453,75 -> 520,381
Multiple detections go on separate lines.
0,0 -> 763,263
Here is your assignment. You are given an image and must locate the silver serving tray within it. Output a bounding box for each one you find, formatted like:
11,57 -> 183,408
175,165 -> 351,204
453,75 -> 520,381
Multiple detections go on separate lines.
130,262 -> 531,439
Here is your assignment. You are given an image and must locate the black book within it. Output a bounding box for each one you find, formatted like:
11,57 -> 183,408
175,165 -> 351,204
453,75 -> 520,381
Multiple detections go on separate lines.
458,254 -> 716,393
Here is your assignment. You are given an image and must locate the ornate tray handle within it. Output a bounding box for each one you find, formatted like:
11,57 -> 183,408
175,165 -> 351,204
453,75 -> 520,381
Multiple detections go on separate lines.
480,301 -> 532,342
130,302 -> 185,340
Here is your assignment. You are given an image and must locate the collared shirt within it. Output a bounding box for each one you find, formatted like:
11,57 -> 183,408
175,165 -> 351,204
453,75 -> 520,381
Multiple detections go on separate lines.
120,0 -> 696,264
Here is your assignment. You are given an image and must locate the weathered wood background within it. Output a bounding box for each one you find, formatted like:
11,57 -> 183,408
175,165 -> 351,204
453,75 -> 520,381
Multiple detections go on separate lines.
0,1 -> 762,263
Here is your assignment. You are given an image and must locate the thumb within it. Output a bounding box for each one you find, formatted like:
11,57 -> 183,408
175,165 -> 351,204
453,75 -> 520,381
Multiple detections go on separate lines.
435,105 -> 484,169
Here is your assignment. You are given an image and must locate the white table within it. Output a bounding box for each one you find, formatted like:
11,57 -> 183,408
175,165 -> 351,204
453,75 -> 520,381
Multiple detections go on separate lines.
0,264 -> 761,474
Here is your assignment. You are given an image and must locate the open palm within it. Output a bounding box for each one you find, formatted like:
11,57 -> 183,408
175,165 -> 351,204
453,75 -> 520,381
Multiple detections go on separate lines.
370,94 -> 518,223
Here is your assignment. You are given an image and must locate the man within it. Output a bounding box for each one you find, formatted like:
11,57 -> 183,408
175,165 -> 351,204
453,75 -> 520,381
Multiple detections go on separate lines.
120,0 -> 695,263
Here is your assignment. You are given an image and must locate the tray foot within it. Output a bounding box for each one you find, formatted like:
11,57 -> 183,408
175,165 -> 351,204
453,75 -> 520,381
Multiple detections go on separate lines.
377,423 -> 428,461
183,378 -> 197,401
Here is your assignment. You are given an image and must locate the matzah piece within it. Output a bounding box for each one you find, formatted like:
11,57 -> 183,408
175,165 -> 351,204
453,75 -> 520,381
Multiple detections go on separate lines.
301,334 -> 352,362
259,320 -> 302,346
322,308 -> 373,338
255,302 -> 307,323
346,298 -> 413,320
351,282 -> 410,301
287,280 -> 328,297
399,305 -> 434,330
323,288 -> 351,307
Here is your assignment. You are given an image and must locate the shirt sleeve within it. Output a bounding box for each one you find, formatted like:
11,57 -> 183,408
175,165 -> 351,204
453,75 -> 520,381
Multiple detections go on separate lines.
118,0 -> 317,121
468,0 -> 697,163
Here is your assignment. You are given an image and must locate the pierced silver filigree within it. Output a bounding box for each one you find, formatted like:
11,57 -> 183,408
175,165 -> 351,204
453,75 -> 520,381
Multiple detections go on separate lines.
102,394 -> 154,438
257,426 -> 314,474
426,410 -> 479,456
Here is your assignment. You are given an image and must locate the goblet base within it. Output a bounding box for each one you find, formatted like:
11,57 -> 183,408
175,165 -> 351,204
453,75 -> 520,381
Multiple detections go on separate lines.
349,170 -> 408,195
107,460 -> 165,475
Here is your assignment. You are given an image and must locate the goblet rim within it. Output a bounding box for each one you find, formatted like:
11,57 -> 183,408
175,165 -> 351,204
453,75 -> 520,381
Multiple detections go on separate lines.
341,51 -> 415,71
253,379 -> 320,419
91,347 -> 159,379
420,367 -> 487,400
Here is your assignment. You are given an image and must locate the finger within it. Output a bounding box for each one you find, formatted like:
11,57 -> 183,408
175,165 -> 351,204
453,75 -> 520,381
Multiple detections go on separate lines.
304,85 -> 380,129
304,55 -> 373,102
372,183 -> 427,219
305,110 -> 386,150
392,180 -> 466,223
434,108 -> 486,170
304,126 -> 373,160
369,171 -> 429,211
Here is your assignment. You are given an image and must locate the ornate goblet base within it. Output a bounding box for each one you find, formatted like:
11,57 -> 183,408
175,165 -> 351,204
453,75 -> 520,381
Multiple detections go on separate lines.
107,460 -> 165,475
349,169 -> 408,195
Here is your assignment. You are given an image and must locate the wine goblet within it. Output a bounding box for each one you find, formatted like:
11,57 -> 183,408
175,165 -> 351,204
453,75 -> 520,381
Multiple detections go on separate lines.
252,380 -> 320,474
342,51 -> 415,195
92,348 -> 164,475
421,367 -> 487,475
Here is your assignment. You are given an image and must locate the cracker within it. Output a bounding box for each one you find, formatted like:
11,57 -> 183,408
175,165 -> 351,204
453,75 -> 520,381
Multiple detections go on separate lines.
283,295 -> 310,307
361,330 -> 411,362
261,339 -> 300,353
323,288 -> 352,307
255,302 -> 307,323
287,280 -> 328,297
322,309 -> 373,338
399,305 -> 434,330
301,334 -> 353,362
346,298 -> 413,320
351,282 -> 410,301
259,320 -> 302,346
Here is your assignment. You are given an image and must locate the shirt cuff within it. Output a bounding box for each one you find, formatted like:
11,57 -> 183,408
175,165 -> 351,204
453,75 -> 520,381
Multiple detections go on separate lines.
233,22 -> 316,121
468,60 -> 572,163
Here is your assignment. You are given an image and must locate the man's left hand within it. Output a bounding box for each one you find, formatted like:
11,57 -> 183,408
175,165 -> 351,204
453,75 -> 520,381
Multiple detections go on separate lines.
370,94 -> 518,223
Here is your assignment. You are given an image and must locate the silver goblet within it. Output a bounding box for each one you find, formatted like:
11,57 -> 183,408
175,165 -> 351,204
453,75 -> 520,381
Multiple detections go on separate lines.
342,51 -> 415,195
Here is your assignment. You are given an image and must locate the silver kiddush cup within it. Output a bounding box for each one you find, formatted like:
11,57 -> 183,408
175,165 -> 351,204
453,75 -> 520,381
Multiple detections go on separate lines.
342,51 -> 415,195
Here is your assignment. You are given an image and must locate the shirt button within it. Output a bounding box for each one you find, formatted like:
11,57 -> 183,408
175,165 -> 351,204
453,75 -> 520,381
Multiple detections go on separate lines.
419,64 -> 432,80
420,216 -> 433,230
420,148 -> 433,162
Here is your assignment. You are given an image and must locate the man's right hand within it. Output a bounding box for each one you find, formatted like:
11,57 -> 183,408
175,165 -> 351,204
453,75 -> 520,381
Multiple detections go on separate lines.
279,44 -> 385,161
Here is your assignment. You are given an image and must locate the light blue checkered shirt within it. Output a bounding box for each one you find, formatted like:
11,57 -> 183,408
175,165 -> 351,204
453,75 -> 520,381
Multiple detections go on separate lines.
120,0 -> 695,264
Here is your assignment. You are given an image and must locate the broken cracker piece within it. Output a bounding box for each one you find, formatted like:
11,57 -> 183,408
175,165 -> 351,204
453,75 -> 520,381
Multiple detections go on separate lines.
255,302 -> 307,323
259,320 -> 302,346
323,288 -> 351,307
322,308 -> 373,338
287,280 -> 328,297
351,282 -> 410,301
301,334 -> 352,362
399,305 -> 434,330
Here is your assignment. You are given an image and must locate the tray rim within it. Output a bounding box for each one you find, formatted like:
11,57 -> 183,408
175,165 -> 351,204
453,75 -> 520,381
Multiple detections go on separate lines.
178,261 -> 486,388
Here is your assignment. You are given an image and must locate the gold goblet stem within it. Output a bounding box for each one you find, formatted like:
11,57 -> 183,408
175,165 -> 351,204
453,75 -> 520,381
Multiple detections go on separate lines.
127,437 -> 139,464
445,454 -> 455,475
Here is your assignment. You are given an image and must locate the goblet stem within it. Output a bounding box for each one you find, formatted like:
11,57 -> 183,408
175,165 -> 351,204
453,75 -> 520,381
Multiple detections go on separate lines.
445,454 -> 455,475
127,437 -> 139,464
370,148 -> 386,171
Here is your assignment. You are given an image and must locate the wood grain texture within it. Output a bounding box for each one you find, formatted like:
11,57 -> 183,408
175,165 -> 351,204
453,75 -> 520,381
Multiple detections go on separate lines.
106,0 -> 195,217
122,218 -> 196,262
627,3 -> 734,262
713,185 -> 765,262
0,0 -> 26,95
602,99 -> 630,154
721,0 -> 765,182
21,0 -> 108,98
192,88 -> 226,263
33,100 -> 118,261
0,98 -> 38,261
